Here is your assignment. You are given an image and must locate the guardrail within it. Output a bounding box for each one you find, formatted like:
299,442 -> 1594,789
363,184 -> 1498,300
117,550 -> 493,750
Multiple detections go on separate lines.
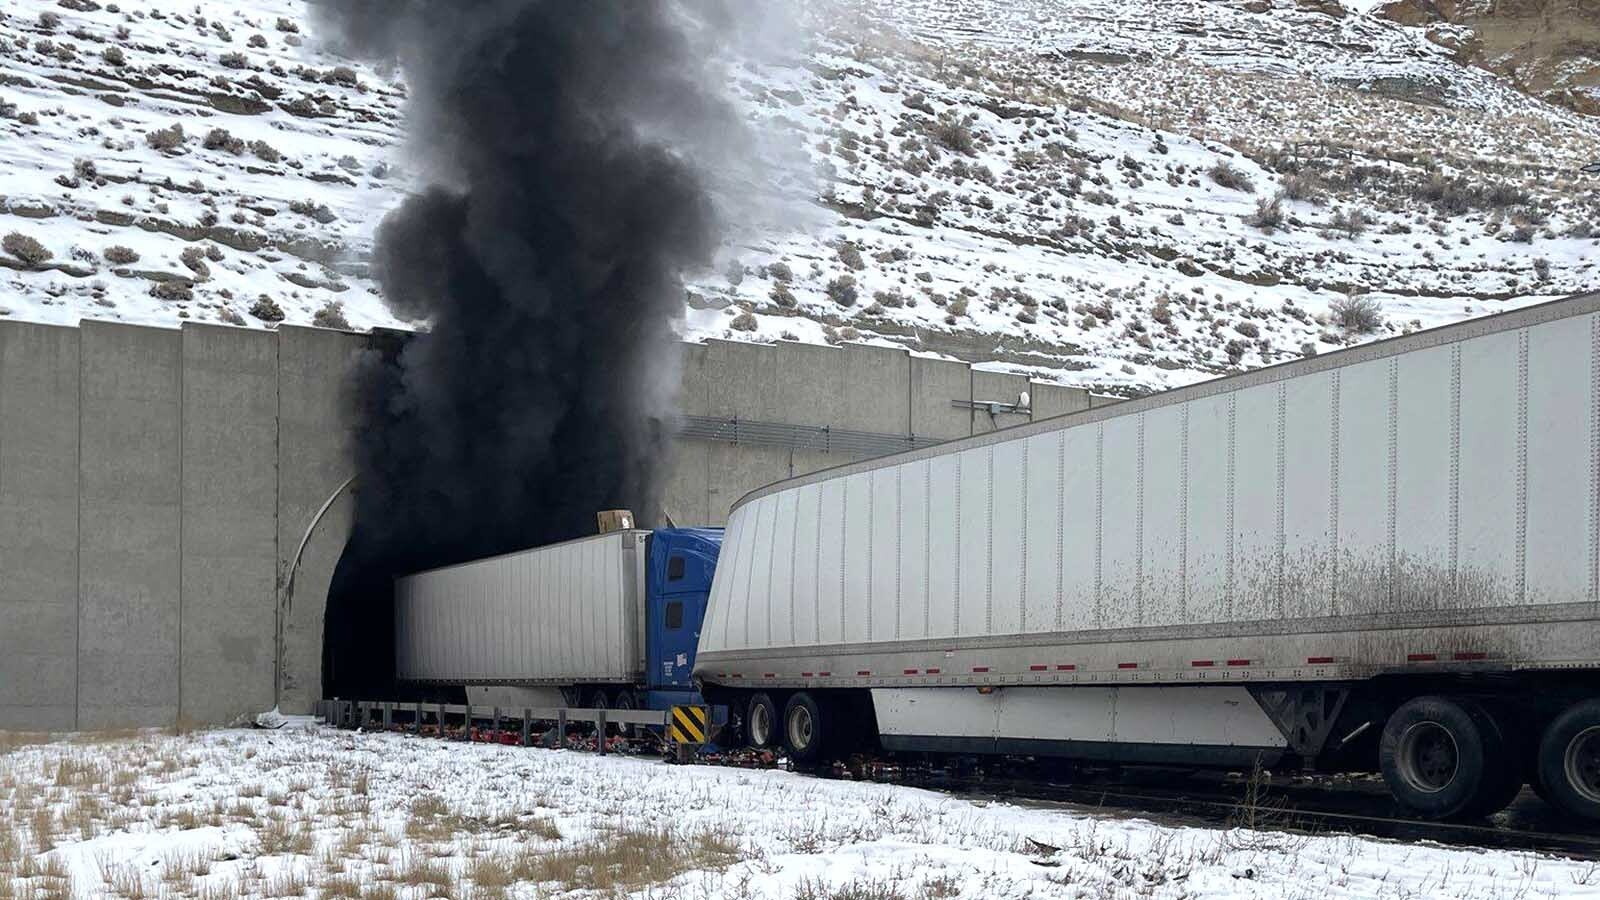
316,699 -> 669,756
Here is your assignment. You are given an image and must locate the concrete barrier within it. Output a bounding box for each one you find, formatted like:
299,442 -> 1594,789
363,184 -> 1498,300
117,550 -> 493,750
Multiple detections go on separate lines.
0,317 -> 1100,728
0,323 -> 80,730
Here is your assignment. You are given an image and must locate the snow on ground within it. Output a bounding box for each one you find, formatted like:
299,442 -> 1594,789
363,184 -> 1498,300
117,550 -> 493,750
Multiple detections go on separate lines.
3,728 -> 1600,899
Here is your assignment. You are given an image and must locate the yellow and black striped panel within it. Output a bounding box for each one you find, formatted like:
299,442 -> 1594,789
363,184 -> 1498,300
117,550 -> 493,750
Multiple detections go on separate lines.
667,705 -> 708,744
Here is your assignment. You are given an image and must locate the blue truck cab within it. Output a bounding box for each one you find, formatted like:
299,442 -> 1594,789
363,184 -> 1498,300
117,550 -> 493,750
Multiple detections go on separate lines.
642,528 -> 723,712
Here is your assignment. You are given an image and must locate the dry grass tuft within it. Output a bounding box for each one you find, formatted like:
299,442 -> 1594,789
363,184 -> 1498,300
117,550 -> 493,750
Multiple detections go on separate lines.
522,825 -> 744,892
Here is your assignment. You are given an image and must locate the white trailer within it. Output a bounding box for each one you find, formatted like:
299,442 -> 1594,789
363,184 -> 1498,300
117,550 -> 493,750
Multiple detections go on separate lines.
696,290 -> 1600,820
395,529 -> 648,694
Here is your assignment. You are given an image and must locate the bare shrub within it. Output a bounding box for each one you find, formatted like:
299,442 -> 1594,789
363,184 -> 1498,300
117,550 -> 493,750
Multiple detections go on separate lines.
149,280 -> 193,302
1247,194 -> 1285,231
103,245 -> 139,265
1328,207 -> 1369,237
219,51 -> 249,69
1330,294 -> 1383,333
729,310 -> 758,332
275,17 -> 300,33
312,301 -> 350,330
1533,257 -> 1551,281
39,12 -> 62,30
249,295 -> 285,322
766,260 -> 793,283
248,140 -> 281,163
836,243 -> 865,271
2,232 -> 52,266
145,123 -> 186,152
101,46 -> 125,67
929,118 -> 975,156
825,274 -> 858,307
1209,161 -> 1255,193
248,34 -> 268,49
769,282 -> 795,308
203,128 -> 245,155
1280,172 -> 1321,203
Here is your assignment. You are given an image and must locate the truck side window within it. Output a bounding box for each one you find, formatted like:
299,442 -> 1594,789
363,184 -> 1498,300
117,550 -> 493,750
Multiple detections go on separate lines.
667,556 -> 686,581
665,601 -> 684,629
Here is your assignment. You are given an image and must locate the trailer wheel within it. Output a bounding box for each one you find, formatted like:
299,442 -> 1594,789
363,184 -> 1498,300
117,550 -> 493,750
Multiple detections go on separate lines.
613,689 -> 638,738
1379,696 -> 1505,820
782,692 -> 826,763
747,693 -> 779,750
1536,699 -> 1600,821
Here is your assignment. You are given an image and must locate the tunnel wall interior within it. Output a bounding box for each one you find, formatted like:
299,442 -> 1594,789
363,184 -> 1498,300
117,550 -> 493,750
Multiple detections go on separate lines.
0,319 -> 1097,728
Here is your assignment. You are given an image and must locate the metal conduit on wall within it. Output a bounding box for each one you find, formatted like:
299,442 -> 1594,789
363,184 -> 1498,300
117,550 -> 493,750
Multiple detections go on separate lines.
672,415 -> 948,457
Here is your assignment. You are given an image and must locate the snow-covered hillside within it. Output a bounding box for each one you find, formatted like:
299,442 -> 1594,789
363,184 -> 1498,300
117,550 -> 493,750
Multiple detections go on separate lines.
1,0 -> 1596,394
0,0 -> 405,331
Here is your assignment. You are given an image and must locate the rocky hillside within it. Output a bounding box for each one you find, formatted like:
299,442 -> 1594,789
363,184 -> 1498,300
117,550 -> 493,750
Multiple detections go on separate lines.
1377,0 -> 1600,117
0,0 -> 1596,395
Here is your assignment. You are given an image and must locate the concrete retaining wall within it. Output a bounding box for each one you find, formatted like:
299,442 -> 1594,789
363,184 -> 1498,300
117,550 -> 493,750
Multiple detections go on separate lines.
0,318 -> 1095,729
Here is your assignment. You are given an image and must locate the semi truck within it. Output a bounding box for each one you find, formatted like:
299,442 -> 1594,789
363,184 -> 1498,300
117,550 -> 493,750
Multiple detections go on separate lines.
395,528 -> 723,715
694,290 -> 1600,821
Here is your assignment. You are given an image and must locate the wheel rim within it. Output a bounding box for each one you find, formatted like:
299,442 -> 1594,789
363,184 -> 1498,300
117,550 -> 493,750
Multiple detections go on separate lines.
1563,726 -> 1600,804
1397,721 -> 1460,794
787,705 -> 814,751
750,703 -> 772,746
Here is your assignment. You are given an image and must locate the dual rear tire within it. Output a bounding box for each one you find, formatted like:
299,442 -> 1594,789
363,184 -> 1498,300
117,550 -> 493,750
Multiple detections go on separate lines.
1380,695 -> 1600,821
1535,699 -> 1600,821
1379,695 -> 1517,820
745,691 -> 834,763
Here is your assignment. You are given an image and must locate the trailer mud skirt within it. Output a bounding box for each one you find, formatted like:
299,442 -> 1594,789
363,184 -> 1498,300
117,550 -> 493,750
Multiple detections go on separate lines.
872,685 -> 1287,768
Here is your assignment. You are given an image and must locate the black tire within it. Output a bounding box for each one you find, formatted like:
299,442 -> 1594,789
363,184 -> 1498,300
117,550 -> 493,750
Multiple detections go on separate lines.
1379,696 -> 1506,820
1465,706 -> 1525,818
613,689 -> 638,738
747,693 -> 779,750
782,692 -> 827,764
587,688 -> 612,736
1536,699 -> 1600,821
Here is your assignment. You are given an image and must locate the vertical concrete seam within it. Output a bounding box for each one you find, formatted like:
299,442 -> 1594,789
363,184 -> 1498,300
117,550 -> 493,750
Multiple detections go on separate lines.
273,327 -> 282,708
74,327 -> 84,730
177,329 -> 185,725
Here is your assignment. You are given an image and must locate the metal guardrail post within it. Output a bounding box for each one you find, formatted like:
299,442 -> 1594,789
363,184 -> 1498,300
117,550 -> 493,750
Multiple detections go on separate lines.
596,709 -> 607,755
557,708 -> 567,748
492,706 -> 501,742
382,702 -> 393,730
413,702 -> 423,735
520,708 -> 532,747
461,704 -> 472,742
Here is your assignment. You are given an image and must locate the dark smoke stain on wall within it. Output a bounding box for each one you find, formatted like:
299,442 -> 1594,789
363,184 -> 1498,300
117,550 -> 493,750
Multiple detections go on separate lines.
315,0 -> 733,698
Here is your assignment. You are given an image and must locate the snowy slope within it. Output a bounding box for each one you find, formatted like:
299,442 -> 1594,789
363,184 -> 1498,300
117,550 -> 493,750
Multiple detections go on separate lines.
0,0 -> 405,331
1,0 -> 1596,394
7,728 -> 1600,900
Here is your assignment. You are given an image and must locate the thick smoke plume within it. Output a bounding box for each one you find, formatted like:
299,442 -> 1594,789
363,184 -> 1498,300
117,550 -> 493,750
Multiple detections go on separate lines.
316,0 -> 736,693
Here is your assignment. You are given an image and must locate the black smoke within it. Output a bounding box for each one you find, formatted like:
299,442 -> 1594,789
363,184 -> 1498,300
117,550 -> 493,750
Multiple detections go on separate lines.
315,0 -> 735,697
